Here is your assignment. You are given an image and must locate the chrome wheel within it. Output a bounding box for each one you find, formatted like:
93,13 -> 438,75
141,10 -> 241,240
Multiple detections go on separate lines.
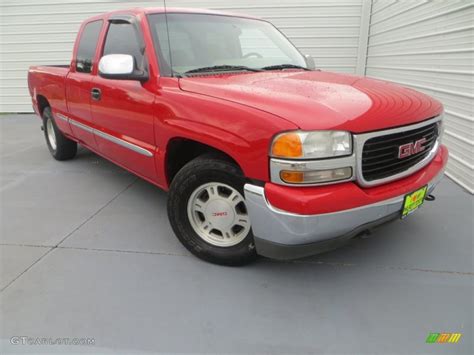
46,118 -> 57,150
187,182 -> 251,247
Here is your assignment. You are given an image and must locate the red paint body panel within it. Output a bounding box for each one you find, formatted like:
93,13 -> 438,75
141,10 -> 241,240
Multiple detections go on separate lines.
90,77 -> 158,180
28,66 -> 73,135
153,78 -> 296,186
179,71 -> 443,132
27,7 -> 447,207
266,145 -> 448,215
65,71 -> 98,148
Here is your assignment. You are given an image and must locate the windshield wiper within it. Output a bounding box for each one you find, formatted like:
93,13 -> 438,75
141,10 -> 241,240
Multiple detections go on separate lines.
184,65 -> 262,75
261,64 -> 310,71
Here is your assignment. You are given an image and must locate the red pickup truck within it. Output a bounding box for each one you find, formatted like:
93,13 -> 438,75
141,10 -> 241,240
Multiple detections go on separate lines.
28,7 -> 448,265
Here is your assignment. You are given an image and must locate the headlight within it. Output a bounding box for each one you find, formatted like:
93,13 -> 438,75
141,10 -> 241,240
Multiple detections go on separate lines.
271,130 -> 352,159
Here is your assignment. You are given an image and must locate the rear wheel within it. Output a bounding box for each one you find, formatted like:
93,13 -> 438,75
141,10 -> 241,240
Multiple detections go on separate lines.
167,156 -> 257,266
43,107 -> 77,160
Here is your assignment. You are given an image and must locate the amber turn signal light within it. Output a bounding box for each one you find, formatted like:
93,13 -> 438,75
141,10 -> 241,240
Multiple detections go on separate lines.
280,171 -> 305,183
271,133 -> 303,158
280,167 -> 352,184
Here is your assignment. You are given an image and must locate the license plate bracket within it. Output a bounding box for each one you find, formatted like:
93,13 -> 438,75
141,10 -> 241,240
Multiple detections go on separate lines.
402,186 -> 428,218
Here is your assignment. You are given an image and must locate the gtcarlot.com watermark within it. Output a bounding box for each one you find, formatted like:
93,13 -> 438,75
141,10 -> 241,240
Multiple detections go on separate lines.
10,336 -> 95,346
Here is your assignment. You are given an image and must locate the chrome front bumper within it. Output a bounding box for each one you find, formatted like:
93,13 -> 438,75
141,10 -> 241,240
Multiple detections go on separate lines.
244,171 -> 444,260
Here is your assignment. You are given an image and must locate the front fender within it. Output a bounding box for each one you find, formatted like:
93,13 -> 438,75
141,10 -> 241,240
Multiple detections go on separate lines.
153,87 -> 297,188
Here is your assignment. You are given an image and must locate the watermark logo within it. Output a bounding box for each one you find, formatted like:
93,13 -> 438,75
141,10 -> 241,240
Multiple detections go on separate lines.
10,336 -> 95,346
426,333 -> 462,344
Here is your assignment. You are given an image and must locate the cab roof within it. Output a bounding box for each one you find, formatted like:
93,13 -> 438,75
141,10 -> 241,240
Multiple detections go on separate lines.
86,7 -> 261,22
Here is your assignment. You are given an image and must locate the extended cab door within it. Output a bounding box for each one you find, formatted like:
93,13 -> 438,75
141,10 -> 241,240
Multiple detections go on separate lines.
90,17 -> 157,180
65,20 -> 103,149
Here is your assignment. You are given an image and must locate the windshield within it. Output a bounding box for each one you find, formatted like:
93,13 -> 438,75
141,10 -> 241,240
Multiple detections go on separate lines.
148,13 -> 307,76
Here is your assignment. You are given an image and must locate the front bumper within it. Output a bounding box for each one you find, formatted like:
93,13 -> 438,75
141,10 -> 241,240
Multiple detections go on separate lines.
244,146 -> 448,260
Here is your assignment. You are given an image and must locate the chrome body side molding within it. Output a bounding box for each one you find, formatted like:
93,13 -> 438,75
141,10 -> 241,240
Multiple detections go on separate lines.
54,112 -> 153,157
94,129 -> 153,157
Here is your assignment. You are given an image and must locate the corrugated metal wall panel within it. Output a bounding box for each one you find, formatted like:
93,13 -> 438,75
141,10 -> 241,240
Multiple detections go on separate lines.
0,0 -> 363,113
1,0 -> 472,192
366,0 -> 474,193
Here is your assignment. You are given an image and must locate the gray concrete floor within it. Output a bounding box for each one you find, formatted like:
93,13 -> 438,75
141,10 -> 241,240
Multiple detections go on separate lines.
1,114 -> 473,354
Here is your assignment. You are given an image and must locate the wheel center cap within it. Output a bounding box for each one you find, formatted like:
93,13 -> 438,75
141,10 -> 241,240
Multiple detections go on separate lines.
206,200 -> 234,230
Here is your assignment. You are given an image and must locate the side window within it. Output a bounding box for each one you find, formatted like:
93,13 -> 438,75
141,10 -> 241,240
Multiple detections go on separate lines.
103,22 -> 143,69
76,20 -> 103,73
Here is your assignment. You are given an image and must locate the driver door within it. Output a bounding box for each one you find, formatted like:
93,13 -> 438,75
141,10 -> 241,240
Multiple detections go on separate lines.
90,17 -> 157,181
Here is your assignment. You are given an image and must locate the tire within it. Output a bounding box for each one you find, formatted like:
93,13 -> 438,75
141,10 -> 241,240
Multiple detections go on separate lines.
43,106 -> 77,160
167,156 -> 257,266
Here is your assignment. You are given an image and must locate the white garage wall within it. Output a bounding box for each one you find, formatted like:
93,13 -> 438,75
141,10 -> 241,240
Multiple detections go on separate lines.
1,0 -> 472,192
365,0 -> 474,193
0,0 -> 364,113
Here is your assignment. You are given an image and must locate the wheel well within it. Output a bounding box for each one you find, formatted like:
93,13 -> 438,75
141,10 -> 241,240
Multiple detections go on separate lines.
37,95 -> 50,116
166,138 -> 242,184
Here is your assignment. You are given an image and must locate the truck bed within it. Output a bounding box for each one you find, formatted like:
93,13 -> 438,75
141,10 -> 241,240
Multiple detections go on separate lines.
42,65 -> 70,68
28,65 -> 70,116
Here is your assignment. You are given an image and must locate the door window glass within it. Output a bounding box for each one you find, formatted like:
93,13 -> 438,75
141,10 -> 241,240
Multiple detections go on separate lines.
103,22 -> 144,69
76,20 -> 103,73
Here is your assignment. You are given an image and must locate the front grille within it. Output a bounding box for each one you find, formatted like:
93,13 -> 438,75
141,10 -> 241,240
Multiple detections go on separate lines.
362,122 -> 439,182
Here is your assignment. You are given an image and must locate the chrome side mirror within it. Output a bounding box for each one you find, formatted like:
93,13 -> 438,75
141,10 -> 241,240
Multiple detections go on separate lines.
304,54 -> 316,70
99,54 -> 134,75
98,54 -> 148,81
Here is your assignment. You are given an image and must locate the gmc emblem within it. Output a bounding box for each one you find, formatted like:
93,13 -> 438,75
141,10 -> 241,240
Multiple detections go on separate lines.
212,212 -> 228,217
398,138 -> 427,159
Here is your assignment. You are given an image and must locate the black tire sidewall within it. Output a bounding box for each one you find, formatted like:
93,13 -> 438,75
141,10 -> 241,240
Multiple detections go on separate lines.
167,157 -> 257,266
42,107 -> 77,160
43,107 -> 58,157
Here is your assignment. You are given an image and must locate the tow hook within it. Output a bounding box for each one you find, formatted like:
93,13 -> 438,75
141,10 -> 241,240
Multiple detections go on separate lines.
425,194 -> 436,201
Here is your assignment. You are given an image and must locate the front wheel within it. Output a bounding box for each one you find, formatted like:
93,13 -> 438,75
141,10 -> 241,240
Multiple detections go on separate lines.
167,156 -> 257,266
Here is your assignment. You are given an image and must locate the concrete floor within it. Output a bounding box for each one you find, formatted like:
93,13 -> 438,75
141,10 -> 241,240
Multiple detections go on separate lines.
0,114 -> 472,354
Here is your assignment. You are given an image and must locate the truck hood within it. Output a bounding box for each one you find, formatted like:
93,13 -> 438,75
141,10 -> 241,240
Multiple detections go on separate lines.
178,71 -> 442,133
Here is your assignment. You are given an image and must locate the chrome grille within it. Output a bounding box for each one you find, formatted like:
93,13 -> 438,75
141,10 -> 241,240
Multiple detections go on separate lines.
361,122 -> 439,182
